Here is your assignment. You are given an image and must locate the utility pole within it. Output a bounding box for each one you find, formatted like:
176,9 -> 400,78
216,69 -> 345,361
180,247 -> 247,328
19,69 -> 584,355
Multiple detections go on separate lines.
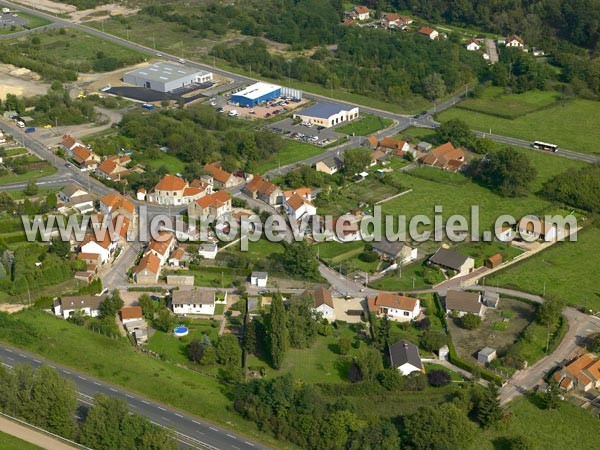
181,41 -> 184,58
153,33 -> 156,50
543,281 -> 546,297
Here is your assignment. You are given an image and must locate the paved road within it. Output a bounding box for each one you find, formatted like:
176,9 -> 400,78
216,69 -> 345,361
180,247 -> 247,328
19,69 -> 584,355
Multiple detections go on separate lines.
484,38 -> 499,64
0,344 -> 268,450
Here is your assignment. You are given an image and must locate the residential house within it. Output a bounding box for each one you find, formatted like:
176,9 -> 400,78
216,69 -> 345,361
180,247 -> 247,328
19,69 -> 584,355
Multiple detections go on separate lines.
204,162 -> 243,189
420,142 -> 465,171
371,238 -> 417,263
315,156 -> 343,175
99,192 -> 135,221
136,188 -> 147,201
370,149 -> 388,166
379,137 -> 409,154
417,141 -> 432,152
517,216 -> 558,241
553,354 -> 600,392
465,39 -> 481,51
429,247 -> 474,276
444,290 -> 484,317
381,13 -> 400,28
95,155 -> 131,181
506,34 -> 525,48
150,174 -> 186,206
135,253 -> 161,284
484,252 -> 503,269
342,18 -> 357,26
478,347 -> 497,364
120,306 -> 143,324
53,295 -> 107,319
71,145 -> 100,170
171,289 -> 215,316
198,243 -> 218,260
283,188 -> 313,202
368,292 -> 421,322
311,287 -> 335,322
250,271 -> 268,287
169,248 -> 190,267
322,216 -> 361,242
346,5 -> 370,20
243,175 -> 282,205
389,340 -> 424,376
79,232 -> 118,264
144,231 -> 175,265
187,190 -> 232,219
76,252 -> 101,274
365,135 -> 379,149
61,134 -> 78,154
58,183 -> 94,213
285,192 -> 316,222
418,26 -> 439,40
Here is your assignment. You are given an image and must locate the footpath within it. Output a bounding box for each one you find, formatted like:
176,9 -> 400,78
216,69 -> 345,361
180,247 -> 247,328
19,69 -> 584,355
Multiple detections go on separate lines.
0,415 -> 80,450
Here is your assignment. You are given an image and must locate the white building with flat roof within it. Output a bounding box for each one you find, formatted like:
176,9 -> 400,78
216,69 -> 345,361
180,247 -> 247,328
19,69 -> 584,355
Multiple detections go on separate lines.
294,103 -> 359,128
123,62 -> 213,92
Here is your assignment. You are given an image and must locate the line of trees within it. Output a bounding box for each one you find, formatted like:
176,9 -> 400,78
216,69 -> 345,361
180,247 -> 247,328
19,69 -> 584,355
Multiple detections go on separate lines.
0,363 -> 177,449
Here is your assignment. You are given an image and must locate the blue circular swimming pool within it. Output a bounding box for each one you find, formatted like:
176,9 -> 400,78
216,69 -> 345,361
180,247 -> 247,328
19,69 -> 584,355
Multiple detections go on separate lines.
173,326 -> 189,337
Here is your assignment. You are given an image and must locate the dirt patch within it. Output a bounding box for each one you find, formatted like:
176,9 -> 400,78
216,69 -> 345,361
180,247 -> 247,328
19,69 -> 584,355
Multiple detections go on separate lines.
448,297 -> 536,363
0,64 -> 49,98
70,4 -> 139,24
0,304 -> 27,314
13,0 -> 76,14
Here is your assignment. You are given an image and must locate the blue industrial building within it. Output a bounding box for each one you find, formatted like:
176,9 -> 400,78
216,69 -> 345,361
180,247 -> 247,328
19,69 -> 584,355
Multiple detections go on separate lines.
231,82 -> 281,107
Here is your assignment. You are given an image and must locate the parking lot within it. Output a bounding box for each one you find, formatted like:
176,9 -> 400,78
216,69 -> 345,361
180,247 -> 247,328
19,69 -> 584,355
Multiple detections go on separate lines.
266,118 -> 346,146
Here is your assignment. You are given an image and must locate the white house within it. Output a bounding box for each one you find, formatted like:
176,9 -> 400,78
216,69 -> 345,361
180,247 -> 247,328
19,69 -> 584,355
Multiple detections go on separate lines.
465,39 -> 481,51
144,232 -> 176,265
171,289 -> 215,316
250,271 -> 268,288
418,26 -> 439,40
120,306 -> 143,324
198,243 -> 218,260
311,287 -> 335,322
517,216 -> 557,241
285,193 -> 317,222
79,233 -> 118,264
506,34 -> 525,48
389,340 -> 424,376
368,292 -> 421,322
53,295 -> 107,319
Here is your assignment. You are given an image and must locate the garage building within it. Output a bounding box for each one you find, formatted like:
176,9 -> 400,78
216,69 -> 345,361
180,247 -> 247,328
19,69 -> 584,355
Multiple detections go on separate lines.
123,62 -> 213,93
293,103 -> 359,128
231,82 -> 281,107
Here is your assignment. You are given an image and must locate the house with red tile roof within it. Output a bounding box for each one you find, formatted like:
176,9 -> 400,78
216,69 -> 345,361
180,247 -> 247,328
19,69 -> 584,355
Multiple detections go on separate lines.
368,292 -> 421,322
148,174 -> 211,206
99,192 -> 135,221
187,190 -> 232,219
420,142 -> 465,171
285,193 -> 316,221
418,26 -> 439,40
346,5 -> 370,20
71,144 -> 100,170
242,175 -> 282,205
144,231 -> 175,265
135,253 -> 161,284
96,155 -> 131,181
553,354 -> 600,392
381,13 -> 400,28
310,286 -> 335,322
204,162 -> 243,189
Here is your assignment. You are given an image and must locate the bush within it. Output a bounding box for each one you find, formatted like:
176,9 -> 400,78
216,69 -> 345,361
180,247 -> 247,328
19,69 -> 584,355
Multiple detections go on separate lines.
420,330 -> 447,352
427,369 -> 451,387
358,250 -> 379,263
460,313 -> 482,330
377,368 -> 403,390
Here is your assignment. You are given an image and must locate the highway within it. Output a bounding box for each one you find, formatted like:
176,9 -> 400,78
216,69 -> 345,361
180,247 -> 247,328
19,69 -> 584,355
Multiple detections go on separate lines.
1,0 -> 598,166
0,343 -> 268,450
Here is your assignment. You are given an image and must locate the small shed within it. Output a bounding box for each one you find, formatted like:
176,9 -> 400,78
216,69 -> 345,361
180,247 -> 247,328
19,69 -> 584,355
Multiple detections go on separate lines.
438,345 -> 449,361
478,347 -> 497,364
250,271 -> 268,288
417,141 -> 432,152
485,252 -> 503,269
483,291 -> 500,308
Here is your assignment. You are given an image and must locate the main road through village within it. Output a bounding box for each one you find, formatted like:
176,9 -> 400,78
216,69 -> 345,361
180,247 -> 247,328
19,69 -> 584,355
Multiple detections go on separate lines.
1,1 -> 600,448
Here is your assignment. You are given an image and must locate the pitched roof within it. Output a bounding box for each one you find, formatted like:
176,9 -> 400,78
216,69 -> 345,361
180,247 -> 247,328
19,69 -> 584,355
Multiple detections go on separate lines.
204,162 -> 233,184
77,252 -> 101,261
486,253 -> 503,266
389,340 -> 422,370
97,158 -> 118,175
155,174 -> 187,192
319,156 -> 343,170
120,306 -> 143,320
384,13 -> 399,22
145,232 -> 174,257
59,295 -> 107,311
284,188 -> 312,200
244,175 -> 264,193
100,192 -> 135,215
170,248 -> 186,261
135,253 -> 161,274
172,289 -> 215,305
372,292 -> 418,311
62,182 -> 87,198
195,190 -> 231,209
80,232 -> 115,250
286,193 -> 313,212
517,216 -> 556,235
431,142 -> 464,161
379,137 -> 406,150
257,179 -> 279,196
62,135 -> 77,149
72,145 -> 92,162
419,26 -> 436,35
445,290 -> 482,314
366,135 -> 379,148
371,238 -> 406,257
313,287 -> 334,309
429,247 -> 470,270
508,34 -> 524,44
354,5 -> 369,14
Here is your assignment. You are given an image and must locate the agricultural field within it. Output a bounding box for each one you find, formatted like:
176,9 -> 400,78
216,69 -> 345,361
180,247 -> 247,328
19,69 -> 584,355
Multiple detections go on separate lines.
455,240 -> 523,268
438,96 -> 600,156
316,176 -> 398,216
487,225 -> 600,312
336,114 -> 393,136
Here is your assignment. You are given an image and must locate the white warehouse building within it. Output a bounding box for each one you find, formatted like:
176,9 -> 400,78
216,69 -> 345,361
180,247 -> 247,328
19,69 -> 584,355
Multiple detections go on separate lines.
123,62 -> 213,93
293,103 -> 359,128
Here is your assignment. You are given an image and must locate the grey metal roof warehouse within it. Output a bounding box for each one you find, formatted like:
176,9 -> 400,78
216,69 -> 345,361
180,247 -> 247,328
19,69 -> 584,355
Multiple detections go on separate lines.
297,103 -> 352,119
123,62 -> 213,93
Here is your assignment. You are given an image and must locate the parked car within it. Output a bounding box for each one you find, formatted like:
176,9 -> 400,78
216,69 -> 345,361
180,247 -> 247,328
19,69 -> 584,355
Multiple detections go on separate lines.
141,103 -> 155,110
15,120 -> 25,128
43,124 -> 52,129
24,127 -> 35,133
65,163 -> 72,168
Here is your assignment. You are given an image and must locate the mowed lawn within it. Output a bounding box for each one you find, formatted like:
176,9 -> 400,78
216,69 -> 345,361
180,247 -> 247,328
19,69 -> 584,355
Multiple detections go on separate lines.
0,431 -> 42,450
335,114 -> 393,136
438,98 -> 600,155
0,163 -> 56,185
0,310 -> 287,448
480,397 -> 600,450
255,140 -> 323,173
488,226 -> 600,311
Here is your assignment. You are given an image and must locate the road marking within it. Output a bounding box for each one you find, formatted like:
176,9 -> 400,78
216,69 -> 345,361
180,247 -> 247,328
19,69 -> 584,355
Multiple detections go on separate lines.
161,416 -> 170,421
232,446 -> 240,450
1,363 -> 13,369
19,354 -> 26,358
227,433 -> 237,439
93,382 -> 101,386
125,394 -> 133,398
109,387 -> 117,392
245,442 -> 255,447
209,427 -> 218,431
78,376 -> 86,380
175,413 -> 183,418
158,406 -> 166,411
48,365 -> 55,369
141,400 -> 149,405
6,356 -> 14,361
5,349 -> 12,353
130,404 -> 137,408
63,370 -> 71,374
192,420 -> 201,425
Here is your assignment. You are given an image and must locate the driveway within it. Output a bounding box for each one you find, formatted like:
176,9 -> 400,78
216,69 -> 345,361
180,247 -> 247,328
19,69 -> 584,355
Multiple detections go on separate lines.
332,296 -> 366,323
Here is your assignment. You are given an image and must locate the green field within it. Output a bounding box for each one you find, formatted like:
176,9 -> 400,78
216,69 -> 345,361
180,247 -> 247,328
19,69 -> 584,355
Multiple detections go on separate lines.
0,163 -> 56,185
0,12 -> 51,35
335,114 -> 393,136
370,260 -> 445,291
488,226 -> 600,311
316,176 -> 398,216
457,87 -> 561,119
438,97 -> 600,156
316,240 -> 380,273
137,152 -> 186,174
255,140 -> 323,173
0,431 -> 42,450
480,396 -> 600,450
455,240 -> 524,268
0,310 -> 288,449
3,148 -> 28,157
